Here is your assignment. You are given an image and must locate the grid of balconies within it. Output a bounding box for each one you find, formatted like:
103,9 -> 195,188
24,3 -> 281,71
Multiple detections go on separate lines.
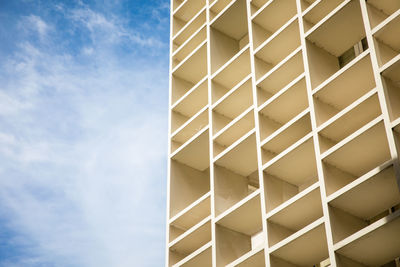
167,0 -> 400,266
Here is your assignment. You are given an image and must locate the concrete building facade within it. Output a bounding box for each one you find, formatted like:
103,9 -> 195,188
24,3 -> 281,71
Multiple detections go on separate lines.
166,0 -> 400,266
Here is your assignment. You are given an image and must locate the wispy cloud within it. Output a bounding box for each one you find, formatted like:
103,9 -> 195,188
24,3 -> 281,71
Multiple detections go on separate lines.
0,1 -> 169,266
19,15 -> 51,41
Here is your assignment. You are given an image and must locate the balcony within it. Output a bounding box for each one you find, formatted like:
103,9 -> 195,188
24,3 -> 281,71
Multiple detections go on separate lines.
312,53 -> 376,127
171,43 -> 208,105
372,10 -> 400,68
251,0 -> 297,49
305,0 -> 367,90
302,0 -> 346,33
322,120 -> 392,196
210,0 -> 249,73
254,17 -> 301,81
263,136 -> 319,212
172,0 -> 206,37
381,57 -> 400,123
215,191 -> 264,266
366,0 -> 400,29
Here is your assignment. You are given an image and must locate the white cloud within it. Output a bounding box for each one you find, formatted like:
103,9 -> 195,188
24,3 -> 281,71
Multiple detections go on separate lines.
20,15 -> 51,40
69,6 -> 163,48
0,3 -> 168,267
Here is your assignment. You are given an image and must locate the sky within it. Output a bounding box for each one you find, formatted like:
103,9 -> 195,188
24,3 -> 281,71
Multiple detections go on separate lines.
0,0 -> 170,266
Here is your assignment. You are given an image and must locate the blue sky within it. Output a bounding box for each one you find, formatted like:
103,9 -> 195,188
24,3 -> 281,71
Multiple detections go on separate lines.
0,0 -> 169,266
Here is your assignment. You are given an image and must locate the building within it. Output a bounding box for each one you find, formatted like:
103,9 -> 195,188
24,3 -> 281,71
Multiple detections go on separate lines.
166,0 -> 400,266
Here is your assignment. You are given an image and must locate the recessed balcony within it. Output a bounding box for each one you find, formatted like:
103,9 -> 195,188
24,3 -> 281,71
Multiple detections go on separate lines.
261,111 -> 312,165
172,0 -> 207,37
210,0 -> 249,74
366,0 -> 400,29
269,218 -> 329,267
257,48 -> 304,106
254,17 -> 301,81
381,57 -> 400,123
335,210 -> 400,267
177,243 -> 212,267
267,186 -> 323,247
328,164 -> 400,244
317,92 -> 382,154
251,0 -> 298,49
211,47 -> 252,104
170,77 -> 208,136
169,193 -> 211,243
322,120 -> 392,196
169,217 -> 212,266
226,247 -> 265,267
215,191 -> 264,266
263,136 -> 319,212
258,76 -> 308,141
305,0 -> 367,89
212,77 -> 254,135
172,8 -> 207,54
171,43 -> 208,105
373,11 -> 400,68
312,53 -> 376,126
169,158 -> 210,219
209,0 -> 236,21
302,0 -> 347,33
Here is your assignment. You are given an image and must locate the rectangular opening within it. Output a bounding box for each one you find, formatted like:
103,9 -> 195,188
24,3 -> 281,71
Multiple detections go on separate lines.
382,59 -> 400,122
171,43 -> 208,104
267,187 -> 323,246
269,221 -> 329,267
261,112 -> 312,165
172,25 -> 207,69
318,92 -> 382,154
171,107 -> 209,153
335,210 -> 400,267
254,18 -> 301,81
214,165 -> 259,216
328,165 -> 400,244
250,0 -> 269,15
209,0 -> 235,21
171,78 -> 208,132
322,121 -> 392,195
212,77 -> 253,134
172,9 -> 206,53
169,218 -> 211,266
211,48 -> 252,103
259,77 -> 308,141
171,79 -> 208,132
179,244 -> 212,267
302,0 -> 346,33
171,128 -> 210,175
251,0 -> 297,49
366,0 -> 400,29
210,0 -> 249,73
263,137 -> 318,212
373,13 -> 400,67
215,193 -> 263,266
173,0 -> 184,12
172,0 -> 207,37
312,53 -> 376,126
213,109 -> 255,157
305,0 -> 367,89
169,159 -> 210,219
257,49 -> 304,105
214,131 -> 259,179
169,194 -> 211,243
229,248 -> 265,267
